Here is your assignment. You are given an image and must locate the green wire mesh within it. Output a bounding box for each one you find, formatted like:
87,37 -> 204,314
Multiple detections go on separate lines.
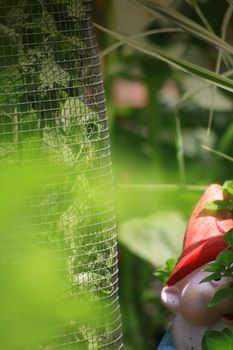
0,0 -> 123,348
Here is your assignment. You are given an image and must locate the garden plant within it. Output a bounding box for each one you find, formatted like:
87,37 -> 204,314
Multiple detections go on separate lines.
96,0 -> 233,348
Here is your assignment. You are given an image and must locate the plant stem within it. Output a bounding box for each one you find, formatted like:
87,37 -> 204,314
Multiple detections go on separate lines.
13,108 -> 18,147
202,145 -> 233,162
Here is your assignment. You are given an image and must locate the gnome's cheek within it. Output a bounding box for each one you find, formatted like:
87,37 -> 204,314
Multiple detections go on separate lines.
179,285 -> 220,326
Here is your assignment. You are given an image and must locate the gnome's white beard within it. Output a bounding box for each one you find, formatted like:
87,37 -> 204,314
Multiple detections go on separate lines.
171,313 -> 233,350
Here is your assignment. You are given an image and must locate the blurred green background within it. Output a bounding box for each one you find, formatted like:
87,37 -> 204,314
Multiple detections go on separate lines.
0,0 -> 233,349
94,0 -> 233,348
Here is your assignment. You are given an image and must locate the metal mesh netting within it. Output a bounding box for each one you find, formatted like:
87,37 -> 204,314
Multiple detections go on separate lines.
0,0 -> 122,348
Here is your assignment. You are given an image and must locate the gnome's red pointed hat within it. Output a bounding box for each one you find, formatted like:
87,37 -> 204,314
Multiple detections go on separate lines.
166,184 -> 233,286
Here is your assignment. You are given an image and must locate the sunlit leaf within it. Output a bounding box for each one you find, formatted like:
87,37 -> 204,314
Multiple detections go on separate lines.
223,180 -> 233,196
202,329 -> 233,350
118,212 -> 186,266
154,258 -> 177,283
202,200 -> 232,211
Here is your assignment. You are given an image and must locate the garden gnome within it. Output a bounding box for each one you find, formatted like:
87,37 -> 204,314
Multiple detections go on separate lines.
157,184 -> 233,350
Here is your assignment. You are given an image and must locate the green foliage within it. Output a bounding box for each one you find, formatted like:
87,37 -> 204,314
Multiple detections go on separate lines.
223,180 -> 233,196
202,180 -> 233,213
0,0 -> 94,155
200,181 -> 233,333
0,1 -> 118,348
202,242 -> 233,280
202,328 -> 233,350
0,159 -> 115,350
118,212 -> 185,267
208,288 -> 233,307
154,258 -> 177,284
203,199 -> 232,211
97,23 -> 233,94
224,228 -> 233,247
133,0 -> 233,55
200,180 -> 233,322
101,0 -> 233,347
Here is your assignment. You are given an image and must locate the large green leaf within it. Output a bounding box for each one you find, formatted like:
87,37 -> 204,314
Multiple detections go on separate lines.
202,329 -> 233,350
118,212 -> 185,266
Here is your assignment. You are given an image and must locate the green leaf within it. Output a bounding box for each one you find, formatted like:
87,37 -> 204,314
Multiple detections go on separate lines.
154,258 -> 177,284
208,288 -> 232,307
216,250 -> 233,268
118,212 -> 186,266
202,329 -> 233,350
67,0 -> 87,19
223,328 -> 233,339
61,97 -> 98,127
41,11 -> 57,34
203,261 -> 222,273
223,180 -> 233,196
202,200 -> 232,211
225,229 -> 233,248
39,57 -> 70,89
200,273 -> 222,284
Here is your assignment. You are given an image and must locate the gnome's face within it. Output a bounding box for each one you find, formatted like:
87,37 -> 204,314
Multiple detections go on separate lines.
161,265 -> 233,327
162,265 -> 233,350
159,184 -> 233,349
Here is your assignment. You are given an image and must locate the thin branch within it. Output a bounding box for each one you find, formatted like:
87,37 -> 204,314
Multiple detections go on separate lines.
187,0 -> 233,67
119,183 -> 206,191
94,23 -> 233,94
177,68 -> 233,107
202,145 -> 233,162
131,0 -> 233,56
189,0 -> 212,31
175,109 -> 186,184
99,27 -> 182,57
207,51 -> 222,136
207,6 -> 233,136
186,0 -> 223,136
185,1 -> 233,136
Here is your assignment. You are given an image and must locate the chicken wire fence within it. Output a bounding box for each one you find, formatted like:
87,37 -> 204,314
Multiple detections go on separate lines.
0,0 -> 123,348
